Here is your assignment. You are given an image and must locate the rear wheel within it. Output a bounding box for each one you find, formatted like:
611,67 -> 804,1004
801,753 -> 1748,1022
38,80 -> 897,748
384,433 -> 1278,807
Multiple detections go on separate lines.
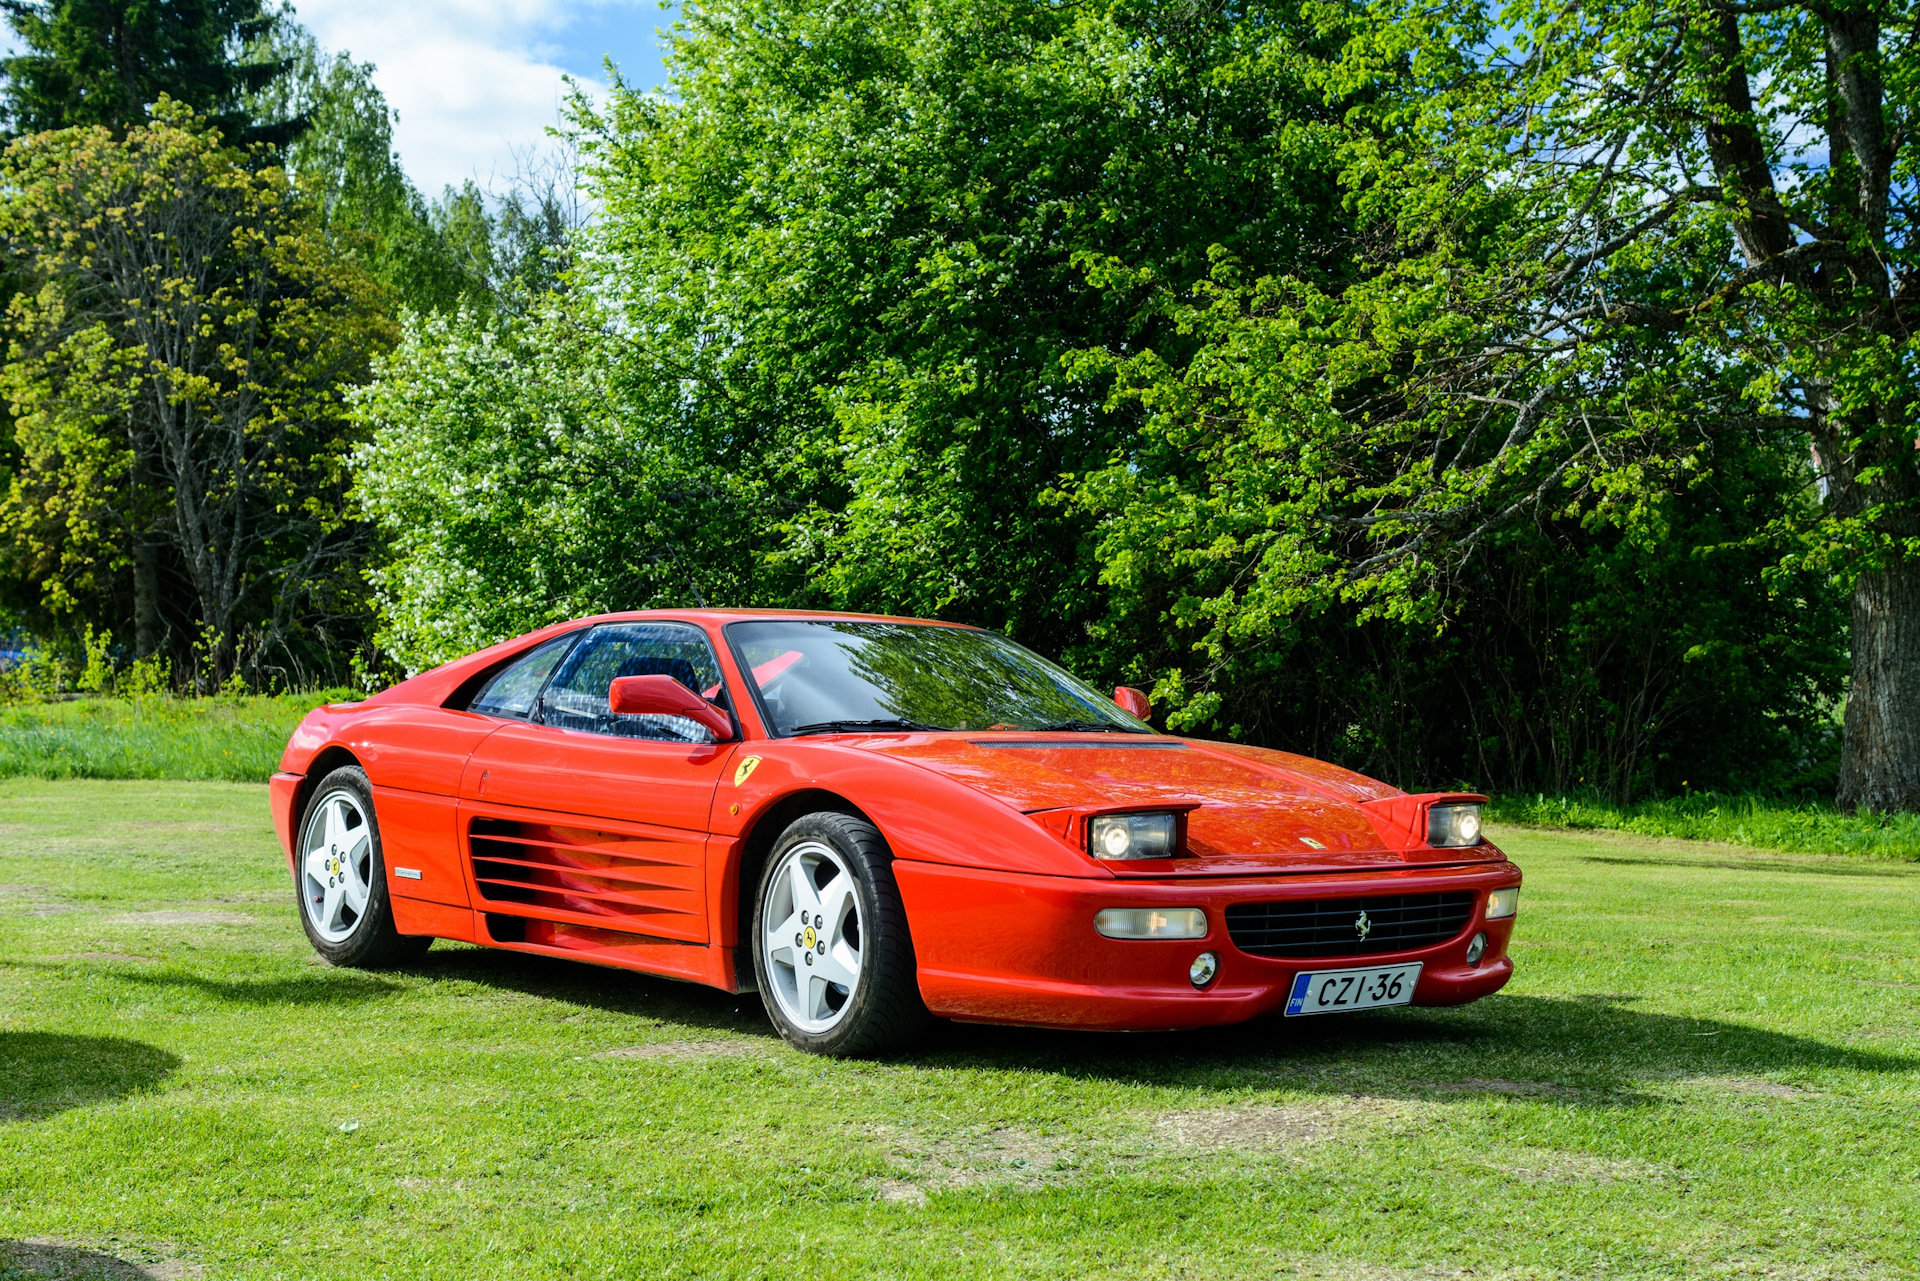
295,766 -> 429,969
752,811 -> 929,1056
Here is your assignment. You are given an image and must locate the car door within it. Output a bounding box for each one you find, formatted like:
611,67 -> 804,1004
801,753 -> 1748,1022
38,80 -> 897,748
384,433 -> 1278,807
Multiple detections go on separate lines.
457,621 -> 739,945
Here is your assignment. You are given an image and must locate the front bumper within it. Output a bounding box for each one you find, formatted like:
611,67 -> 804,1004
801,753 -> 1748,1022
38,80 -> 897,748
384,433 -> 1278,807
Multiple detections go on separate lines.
894,858 -> 1521,1030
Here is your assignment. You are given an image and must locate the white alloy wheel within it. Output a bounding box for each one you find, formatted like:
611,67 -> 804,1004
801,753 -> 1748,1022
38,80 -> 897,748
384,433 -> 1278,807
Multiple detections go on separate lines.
762,839 -> 864,1033
300,787 -> 375,944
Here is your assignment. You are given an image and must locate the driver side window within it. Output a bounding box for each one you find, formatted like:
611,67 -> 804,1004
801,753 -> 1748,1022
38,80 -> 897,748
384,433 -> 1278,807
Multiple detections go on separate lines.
539,623 -> 730,743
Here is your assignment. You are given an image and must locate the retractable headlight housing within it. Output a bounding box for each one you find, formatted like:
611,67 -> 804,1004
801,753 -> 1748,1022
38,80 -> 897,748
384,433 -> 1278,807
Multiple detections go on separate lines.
1088,811 -> 1178,860
1427,802 -> 1484,848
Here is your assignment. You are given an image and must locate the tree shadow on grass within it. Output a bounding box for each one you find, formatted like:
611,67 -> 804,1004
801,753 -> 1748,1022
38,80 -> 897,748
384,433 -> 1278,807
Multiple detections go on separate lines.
1580,853 -> 1920,878
0,960 -> 402,1007
109,969 -> 402,1005
0,1237 -> 188,1280
0,1033 -> 179,1122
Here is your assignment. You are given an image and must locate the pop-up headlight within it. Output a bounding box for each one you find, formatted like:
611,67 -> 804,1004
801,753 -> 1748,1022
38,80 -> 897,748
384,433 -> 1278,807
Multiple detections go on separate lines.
1427,803 -> 1484,848
1088,812 -> 1178,860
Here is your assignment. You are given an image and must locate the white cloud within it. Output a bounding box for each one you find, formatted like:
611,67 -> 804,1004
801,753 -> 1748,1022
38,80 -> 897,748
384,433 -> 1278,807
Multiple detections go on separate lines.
292,0 -> 656,194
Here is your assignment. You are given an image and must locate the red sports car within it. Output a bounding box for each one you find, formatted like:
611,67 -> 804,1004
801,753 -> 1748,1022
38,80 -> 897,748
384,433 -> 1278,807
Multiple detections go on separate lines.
272,610 -> 1520,1055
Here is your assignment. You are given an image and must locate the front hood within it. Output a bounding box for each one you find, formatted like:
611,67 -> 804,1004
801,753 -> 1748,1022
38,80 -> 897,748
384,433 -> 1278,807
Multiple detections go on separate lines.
858,734 -> 1503,876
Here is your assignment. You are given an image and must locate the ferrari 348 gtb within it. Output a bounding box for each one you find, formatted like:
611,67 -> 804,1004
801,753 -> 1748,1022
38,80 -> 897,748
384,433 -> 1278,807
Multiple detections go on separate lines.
273,610 -> 1521,1055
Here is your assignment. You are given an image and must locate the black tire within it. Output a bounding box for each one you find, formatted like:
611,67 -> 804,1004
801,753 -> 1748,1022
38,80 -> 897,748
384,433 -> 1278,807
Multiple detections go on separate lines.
293,765 -> 430,969
751,811 -> 930,1056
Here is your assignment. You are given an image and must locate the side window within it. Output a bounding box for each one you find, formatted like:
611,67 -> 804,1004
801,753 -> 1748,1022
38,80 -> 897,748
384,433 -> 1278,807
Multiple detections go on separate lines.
467,633 -> 579,720
539,623 -> 729,742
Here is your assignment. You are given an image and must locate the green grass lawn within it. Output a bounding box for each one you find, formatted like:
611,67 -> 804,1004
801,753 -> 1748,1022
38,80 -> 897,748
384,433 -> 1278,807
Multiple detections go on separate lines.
2,781 -> 1917,1280
0,695 -> 346,784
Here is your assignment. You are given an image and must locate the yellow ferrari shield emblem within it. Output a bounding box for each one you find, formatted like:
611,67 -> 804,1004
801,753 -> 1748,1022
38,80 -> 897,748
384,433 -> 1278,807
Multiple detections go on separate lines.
803,924 -> 818,949
733,755 -> 762,787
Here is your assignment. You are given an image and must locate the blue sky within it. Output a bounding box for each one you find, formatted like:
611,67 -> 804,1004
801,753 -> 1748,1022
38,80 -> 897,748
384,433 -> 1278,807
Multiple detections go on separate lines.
294,0 -> 680,192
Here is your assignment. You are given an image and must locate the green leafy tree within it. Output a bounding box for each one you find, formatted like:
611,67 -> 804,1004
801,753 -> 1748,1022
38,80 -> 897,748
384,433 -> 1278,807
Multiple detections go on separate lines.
0,101 -> 393,685
0,0 -> 291,141
351,300 -> 756,673
571,0 -> 1353,656
1070,0 -> 1911,808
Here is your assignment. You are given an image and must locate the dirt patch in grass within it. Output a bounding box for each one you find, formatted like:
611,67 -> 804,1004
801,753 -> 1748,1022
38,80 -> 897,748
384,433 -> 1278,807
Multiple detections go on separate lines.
1674,1076 -> 1823,1100
1148,1096 -> 1423,1160
1419,1077 -> 1579,1099
877,1124 -> 1074,1192
589,1039 -> 768,1061
111,910 -> 255,926
1495,1149 -> 1673,1185
873,1178 -> 929,1207
0,1237 -> 202,1280
1153,1104 -> 1340,1151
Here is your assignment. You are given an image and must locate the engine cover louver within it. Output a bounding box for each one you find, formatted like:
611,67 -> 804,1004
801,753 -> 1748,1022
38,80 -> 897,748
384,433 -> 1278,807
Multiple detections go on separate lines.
467,816 -> 705,943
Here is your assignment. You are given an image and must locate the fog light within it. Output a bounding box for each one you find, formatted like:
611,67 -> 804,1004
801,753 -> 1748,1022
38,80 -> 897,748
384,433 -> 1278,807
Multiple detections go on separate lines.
1189,951 -> 1218,988
1465,932 -> 1488,966
1094,907 -> 1207,940
1485,887 -> 1518,919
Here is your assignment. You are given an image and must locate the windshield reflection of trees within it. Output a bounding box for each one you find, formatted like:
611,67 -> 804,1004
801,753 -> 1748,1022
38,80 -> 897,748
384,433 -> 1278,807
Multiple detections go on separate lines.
805,623 -> 1126,731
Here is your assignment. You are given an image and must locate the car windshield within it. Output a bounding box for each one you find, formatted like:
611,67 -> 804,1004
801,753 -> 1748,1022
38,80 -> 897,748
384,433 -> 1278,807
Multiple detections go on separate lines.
725,620 -> 1152,737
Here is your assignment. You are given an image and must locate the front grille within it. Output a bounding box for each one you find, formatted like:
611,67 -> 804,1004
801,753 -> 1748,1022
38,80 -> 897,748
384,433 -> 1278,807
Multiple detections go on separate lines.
1224,891 -> 1476,959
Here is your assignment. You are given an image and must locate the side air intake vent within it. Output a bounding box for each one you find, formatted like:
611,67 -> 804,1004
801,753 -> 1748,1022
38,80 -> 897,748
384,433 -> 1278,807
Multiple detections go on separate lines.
468,817 -> 704,943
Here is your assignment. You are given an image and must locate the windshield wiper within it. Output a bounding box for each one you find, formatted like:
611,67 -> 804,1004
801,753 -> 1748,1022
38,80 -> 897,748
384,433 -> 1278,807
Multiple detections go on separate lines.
785,718 -> 949,736
1032,720 -> 1148,733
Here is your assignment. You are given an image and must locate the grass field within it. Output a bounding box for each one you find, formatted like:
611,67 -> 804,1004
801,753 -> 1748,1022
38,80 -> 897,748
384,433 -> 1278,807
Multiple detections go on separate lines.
1487,791 -> 1920,861
1,781 -> 1916,1279
0,695 -> 345,784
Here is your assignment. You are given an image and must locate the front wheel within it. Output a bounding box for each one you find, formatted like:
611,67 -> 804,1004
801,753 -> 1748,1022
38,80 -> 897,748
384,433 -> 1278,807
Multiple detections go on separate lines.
294,765 -> 429,969
752,811 -> 930,1056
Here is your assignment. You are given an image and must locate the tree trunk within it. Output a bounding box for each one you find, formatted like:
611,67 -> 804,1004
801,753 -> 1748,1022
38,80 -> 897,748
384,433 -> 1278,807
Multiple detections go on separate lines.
1837,559 -> 1920,813
131,536 -> 161,658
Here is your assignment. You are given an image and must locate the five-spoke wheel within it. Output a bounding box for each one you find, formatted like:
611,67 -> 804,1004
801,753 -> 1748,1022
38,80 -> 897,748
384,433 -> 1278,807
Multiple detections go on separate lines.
293,765 -> 429,968
302,787 -> 374,943
762,838 -> 864,1033
751,811 -> 931,1056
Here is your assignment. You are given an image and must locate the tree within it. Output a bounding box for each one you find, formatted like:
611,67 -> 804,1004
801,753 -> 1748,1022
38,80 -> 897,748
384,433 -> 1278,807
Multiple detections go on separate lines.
0,101 -> 392,685
1072,0 -> 1912,808
569,0 -> 1354,657
351,300 -> 756,674
0,0 -> 291,141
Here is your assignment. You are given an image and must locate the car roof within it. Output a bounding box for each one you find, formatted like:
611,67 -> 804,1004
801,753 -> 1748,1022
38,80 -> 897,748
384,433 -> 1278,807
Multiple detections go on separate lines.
572,607 -> 983,629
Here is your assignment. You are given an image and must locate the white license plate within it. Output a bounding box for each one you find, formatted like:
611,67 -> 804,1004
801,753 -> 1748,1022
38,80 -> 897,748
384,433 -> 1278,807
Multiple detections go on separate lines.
1284,962 -> 1422,1016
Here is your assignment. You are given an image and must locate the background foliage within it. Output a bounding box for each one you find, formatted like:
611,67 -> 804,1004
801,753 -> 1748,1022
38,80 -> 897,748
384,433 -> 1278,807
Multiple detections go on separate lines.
0,0 -> 1890,809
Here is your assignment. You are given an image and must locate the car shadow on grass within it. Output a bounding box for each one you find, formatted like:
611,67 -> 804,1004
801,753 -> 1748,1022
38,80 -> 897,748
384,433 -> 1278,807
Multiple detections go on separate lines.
403,945 -> 779,1039
391,946 -> 1914,1103
907,992 -> 1917,1104
0,1032 -> 179,1122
